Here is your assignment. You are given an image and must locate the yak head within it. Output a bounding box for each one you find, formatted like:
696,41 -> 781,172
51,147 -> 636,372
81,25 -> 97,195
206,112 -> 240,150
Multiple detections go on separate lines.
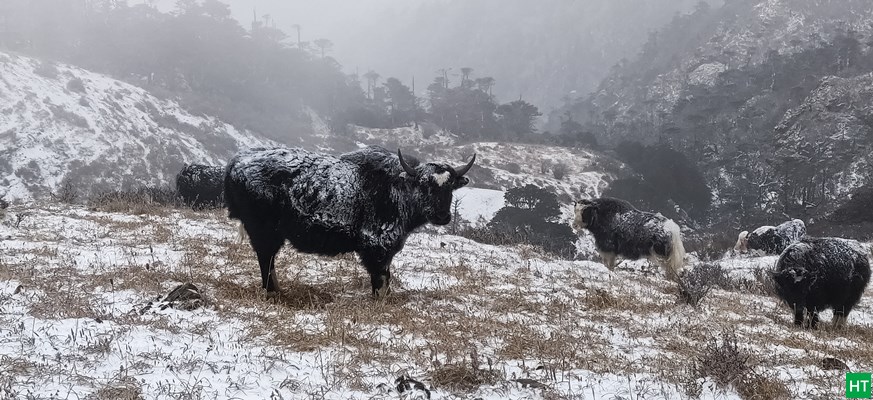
572,199 -> 597,231
398,149 -> 475,225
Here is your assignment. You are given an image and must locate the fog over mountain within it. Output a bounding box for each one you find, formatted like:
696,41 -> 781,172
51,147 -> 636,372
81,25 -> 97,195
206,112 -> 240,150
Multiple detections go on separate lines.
156,0 -> 705,113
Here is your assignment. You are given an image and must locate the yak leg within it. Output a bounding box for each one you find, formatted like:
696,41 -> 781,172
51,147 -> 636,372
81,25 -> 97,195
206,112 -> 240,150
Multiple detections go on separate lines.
792,304 -> 805,327
360,250 -> 393,299
806,307 -> 820,330
249,229 -> 284,292
833,306 -> 850,329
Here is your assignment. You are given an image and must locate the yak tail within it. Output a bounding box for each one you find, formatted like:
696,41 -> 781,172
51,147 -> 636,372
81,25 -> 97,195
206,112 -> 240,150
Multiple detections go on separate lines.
664,219 -> 686,281
237,222 -> 248,244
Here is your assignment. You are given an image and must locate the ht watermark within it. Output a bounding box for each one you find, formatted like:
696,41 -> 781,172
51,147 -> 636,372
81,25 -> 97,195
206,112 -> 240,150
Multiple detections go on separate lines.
848,373 -> 872,399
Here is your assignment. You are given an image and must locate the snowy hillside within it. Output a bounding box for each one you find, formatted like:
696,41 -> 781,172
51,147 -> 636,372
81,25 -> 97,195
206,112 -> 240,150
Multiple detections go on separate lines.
1,203 -> 872,399
0,52 -> 276,201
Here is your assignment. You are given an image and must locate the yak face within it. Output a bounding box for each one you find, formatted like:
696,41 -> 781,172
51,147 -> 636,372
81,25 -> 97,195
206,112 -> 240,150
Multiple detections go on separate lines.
398,150 -> 475,226
572,199 -> 596,231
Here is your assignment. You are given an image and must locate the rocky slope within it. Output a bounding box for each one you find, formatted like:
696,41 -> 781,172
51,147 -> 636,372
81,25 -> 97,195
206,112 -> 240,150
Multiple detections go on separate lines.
774,73 -> 873,219
552,0 -> 873,228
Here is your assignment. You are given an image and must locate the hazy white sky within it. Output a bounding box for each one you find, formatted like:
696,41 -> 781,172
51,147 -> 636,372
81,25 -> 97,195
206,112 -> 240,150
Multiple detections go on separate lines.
152,0 -> 419,74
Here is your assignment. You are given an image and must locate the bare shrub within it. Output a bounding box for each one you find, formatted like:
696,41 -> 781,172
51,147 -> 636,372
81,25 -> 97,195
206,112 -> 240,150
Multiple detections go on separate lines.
677,268 -> 712,308
52,177 -> 80,204
504,162 -> 522,174
89,186 -> 178,214
431,350 -> 500,392
676,263 -> 739,307
694,263 -> 736,290
539,159 -> 551,174
552,162 -> 568,180
583,288 -> 618,310
736,372 -> 791,400
695,329 -> 752,388
459,225 -> 526,247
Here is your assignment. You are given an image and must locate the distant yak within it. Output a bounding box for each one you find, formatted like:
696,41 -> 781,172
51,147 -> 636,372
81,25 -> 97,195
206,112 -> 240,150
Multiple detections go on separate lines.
176,164 -> 224,210
734,219 -> 805,255
772,237 -> 870,329
224,145 -> 475,296
572,197 -> 685,280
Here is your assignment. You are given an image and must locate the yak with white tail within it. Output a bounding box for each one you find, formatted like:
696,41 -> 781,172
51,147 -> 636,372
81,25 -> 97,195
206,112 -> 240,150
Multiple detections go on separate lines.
572,197 -> 685,280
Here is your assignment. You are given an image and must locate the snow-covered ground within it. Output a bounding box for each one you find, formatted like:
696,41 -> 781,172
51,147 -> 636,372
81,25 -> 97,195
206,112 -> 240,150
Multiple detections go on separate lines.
0,203 -> 870,399
453,187 -> 505,226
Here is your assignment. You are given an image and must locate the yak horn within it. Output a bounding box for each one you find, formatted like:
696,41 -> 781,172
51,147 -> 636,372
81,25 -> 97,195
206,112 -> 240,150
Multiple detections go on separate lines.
397,149 -> 418,177
454,154 -> 476,177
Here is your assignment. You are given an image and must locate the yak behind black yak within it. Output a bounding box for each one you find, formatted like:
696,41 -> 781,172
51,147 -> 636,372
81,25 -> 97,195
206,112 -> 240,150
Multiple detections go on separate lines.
176,164 -> 224,210
734,219 -> 806,255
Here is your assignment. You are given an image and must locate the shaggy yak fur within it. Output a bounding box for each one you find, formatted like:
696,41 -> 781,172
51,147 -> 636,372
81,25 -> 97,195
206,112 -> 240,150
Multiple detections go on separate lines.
224,145 -> 475,297
734,219 -> 806,255
176,164 -> 225,210
772,237 -> 871,329
572,197 -> 686,280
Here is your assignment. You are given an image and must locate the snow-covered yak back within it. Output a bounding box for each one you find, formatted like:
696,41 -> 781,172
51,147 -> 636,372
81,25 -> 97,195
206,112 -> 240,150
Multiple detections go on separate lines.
572,197 -> 685,280
176,164 -> 225,210
734,219 -> 806,255
224,145 -> 475,296
772,237 -> 870,329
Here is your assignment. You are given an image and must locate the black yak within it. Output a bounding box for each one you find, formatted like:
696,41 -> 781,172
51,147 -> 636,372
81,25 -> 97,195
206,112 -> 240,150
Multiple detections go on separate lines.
734,219 -> 805,255
572,197 -> 685,280
772,237 -> 870,329
224,145 -> 475,297
176,164 -> 224,210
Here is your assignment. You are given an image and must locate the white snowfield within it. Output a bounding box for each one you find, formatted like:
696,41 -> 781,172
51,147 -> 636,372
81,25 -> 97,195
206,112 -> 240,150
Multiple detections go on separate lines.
1,204 -> 871,399
0,51 -> 276,201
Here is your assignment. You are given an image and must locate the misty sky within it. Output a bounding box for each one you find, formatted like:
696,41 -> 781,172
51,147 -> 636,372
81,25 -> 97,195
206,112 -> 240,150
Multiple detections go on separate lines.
154,0 -> 419,72
150,0 -> 703,111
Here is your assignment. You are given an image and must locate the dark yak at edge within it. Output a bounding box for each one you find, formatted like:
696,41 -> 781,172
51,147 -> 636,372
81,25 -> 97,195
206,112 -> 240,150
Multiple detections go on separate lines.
176,164 -> 224,210
772,237 -> 871,329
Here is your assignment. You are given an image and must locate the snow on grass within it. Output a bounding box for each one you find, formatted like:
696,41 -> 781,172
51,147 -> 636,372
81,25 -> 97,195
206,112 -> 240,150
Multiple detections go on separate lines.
1,202 -> 871,399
